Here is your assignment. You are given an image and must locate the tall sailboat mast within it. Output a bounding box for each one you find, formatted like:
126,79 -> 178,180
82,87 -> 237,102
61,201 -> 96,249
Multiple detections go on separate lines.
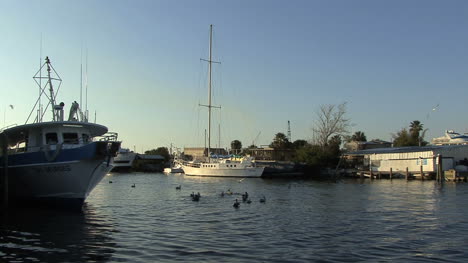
200,24 -> 220,160
208,24 -> 213,160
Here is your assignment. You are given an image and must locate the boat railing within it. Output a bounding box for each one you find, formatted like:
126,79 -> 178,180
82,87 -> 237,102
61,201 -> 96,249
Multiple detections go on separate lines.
183,161 -> 201,168
0,123 -> 18,133
97,132 -> 119,142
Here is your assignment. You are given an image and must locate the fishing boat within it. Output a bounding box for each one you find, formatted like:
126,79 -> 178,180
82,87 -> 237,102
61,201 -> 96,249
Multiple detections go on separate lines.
181,25 -> 264,178
0,56 -> 120,207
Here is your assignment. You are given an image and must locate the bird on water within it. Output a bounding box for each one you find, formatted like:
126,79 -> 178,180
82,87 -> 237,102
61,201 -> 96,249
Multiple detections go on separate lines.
131,183 -> 135,188
191,192 -> 201,201
233,199 -> 240,208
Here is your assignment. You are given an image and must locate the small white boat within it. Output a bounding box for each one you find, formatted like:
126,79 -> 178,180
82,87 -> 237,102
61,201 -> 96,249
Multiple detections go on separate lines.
0,57 -> 120,208
164,165 -> 184,174
111,148 -> 137,172
164,159 -> 184,173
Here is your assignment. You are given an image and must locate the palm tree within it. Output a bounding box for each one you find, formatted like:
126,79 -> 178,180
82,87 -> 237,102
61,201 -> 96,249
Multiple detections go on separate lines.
409,120 -> 427,146
351,131 -> 367,142
410,121 -> 423,136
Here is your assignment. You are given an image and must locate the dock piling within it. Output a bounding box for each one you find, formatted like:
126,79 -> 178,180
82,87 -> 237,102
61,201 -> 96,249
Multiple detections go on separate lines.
420,165 -> 424,181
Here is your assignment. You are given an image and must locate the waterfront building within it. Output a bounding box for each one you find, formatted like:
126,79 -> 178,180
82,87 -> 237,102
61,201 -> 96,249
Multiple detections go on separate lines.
345,145 -> 468,176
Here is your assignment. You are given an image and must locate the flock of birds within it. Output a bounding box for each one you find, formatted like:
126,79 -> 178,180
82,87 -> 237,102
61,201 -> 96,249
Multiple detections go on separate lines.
177,185 -> 266,209
108,180 -> 266,209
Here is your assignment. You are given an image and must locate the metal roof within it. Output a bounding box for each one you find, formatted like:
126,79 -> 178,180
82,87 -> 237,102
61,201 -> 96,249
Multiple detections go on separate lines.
345,144 -> 468,156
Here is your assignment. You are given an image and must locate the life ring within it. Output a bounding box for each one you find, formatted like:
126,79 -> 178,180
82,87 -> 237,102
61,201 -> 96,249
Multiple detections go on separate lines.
44,143 -> 62,162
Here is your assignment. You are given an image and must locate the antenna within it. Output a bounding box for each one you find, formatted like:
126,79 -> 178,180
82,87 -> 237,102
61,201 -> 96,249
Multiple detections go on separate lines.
287,120 -> 291,141
80,48 -> 83,109
85,49 -> 89,121
38,34 -> 43,123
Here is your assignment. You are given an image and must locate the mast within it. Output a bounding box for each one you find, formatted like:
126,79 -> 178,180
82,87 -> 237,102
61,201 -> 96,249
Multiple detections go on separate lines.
46,57 -> 56,121
200,25 -> 221,161
208,24 -> 213,160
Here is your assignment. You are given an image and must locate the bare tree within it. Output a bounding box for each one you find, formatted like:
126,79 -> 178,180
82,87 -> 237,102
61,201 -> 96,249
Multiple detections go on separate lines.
312,102 -> 351,147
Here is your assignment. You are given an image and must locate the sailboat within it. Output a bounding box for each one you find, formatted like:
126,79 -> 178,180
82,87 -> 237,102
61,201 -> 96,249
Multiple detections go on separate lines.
181,25 -> 264,178
0,56 -> 120,207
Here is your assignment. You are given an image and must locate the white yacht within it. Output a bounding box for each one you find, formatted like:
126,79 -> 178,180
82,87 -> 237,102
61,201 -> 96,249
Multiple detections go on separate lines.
111,148 -> 137,172
181,25 -> 264,178
431,130 -> 468,145
182,156 -> 263,177
0,57 -> 120,208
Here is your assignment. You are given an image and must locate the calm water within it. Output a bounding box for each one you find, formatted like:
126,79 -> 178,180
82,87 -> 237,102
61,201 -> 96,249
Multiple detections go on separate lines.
1,173 -> 468,262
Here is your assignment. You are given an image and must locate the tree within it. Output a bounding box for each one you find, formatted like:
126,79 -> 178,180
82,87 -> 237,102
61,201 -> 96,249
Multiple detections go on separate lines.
269,132 -> 292,149
292,139 -> 308,149
351,131 -> 367,142
231,140 -> 242,154
393,129 -> 412,147
295,142 -> 340,169
145,147 -> 170,161
393,120 -> 428,147
313,102 -> 351,147
409,120 -> 428,146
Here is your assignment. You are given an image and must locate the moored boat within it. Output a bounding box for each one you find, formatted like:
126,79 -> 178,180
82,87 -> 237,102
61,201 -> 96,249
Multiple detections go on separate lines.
111,148 -> 137,172
180,25 -> 264,177
431,130 -> 468,145
182,157 -> 263,177
0,57 -> 120,208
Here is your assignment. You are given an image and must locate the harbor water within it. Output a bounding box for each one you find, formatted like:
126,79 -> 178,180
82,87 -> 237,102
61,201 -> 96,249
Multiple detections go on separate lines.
1,173 -> 468,262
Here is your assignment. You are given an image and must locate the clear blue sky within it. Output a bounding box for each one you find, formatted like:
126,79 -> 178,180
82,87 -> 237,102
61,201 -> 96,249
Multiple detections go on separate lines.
1,0 -> 468,152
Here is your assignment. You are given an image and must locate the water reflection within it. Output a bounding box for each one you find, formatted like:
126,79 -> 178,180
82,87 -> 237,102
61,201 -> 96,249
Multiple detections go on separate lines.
0,204 -> 116,262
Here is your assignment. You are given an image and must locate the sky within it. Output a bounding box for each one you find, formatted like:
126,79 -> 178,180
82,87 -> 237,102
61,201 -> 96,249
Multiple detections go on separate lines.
1,0 -> 468,153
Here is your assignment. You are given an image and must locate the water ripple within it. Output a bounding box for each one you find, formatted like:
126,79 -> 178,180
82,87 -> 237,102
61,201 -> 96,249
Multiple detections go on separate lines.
3,175 -> 468,262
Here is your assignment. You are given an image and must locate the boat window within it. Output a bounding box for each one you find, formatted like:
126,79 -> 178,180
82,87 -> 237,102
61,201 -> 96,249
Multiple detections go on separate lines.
63,133 -> 79,144
234,165 -> 236,167
82,134 -> 90,143
45,133 -> 58,145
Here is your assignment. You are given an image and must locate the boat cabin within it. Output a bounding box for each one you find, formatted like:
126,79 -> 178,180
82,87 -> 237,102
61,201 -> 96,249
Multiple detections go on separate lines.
1,121 -> 109,154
